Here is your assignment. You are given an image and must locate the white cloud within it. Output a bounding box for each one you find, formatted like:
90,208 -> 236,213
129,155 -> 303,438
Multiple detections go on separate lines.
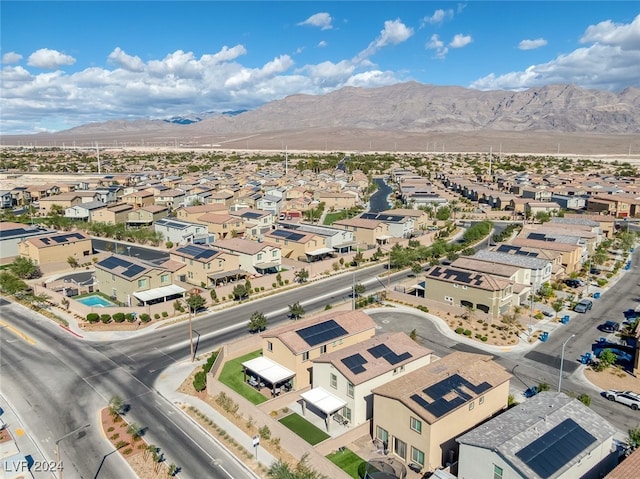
471,14 -> 640,91
27,48 -> 76,69
225,55 -> 294,89
426,34 -> 448,59
422,8 -> 454,25
356,19 -> 414,62
107,48 -> 145,72
298,12 -> 333,30
450,34 -> 472,48
318,40 -> 328,48
2,52 -> 22,64
518,38 -> 548,50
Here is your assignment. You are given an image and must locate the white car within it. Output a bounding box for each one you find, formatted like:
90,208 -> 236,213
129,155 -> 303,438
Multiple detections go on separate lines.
604,389 -> 640,410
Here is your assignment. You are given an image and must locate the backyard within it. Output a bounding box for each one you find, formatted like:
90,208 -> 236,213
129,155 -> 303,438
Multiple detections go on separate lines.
326,448 -> 366,479
218,350 -> 268,405
278,413 -> 330,445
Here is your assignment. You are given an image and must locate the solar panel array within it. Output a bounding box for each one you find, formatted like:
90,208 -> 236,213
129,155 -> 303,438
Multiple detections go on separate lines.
99,256 -> 148,278
0,227 -> 31,239
270,229 -> 306,242
368,344 -> 413,365
528,232 -> 556,242
296,319 -> 348,346
241,211 -> 263,220
40,232 -> 85,245
410,373 -> 492,418
515,418 -> 596,478
496,245 -> 540,257
341,353 -> 368,375
427,266 -> 486,287
158,219 -> 189,229
360,212 -> 405,223
176,244 -> 218,260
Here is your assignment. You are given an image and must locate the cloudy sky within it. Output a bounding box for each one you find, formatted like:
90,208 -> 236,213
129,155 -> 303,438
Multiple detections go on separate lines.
1,1 -> 639,134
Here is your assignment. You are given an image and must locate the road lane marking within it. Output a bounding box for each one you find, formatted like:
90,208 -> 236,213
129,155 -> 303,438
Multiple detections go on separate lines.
0,319 -> 37,345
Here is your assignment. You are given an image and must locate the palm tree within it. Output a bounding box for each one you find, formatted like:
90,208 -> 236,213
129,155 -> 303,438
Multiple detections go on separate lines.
108,395 -> 123,418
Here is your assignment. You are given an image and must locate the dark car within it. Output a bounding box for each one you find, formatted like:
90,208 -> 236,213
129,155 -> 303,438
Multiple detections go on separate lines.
601,321 -> 621,333
565,279 -> 582,288
590,267 -> 602,275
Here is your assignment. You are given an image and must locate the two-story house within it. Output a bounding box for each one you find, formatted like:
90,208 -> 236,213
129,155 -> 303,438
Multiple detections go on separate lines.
333,217 -> 391,248
169,243 -> 241,287
19,231 -> 92,269
262,228 -> 329,261
154,217 -> 211,246
213,238 -> 281,275
126,205 -> 169,228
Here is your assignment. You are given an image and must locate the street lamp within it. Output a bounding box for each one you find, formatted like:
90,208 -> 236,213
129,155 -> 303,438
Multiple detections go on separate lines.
56,423 -> 90,479
558,334 -> 576,392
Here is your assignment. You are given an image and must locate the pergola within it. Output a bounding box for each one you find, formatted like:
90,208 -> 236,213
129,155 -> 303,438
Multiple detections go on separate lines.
306,247 -> 335,262
255,261 -> 280,274
208,268 -> 247,286
133,284 -> 186,305
300,386 -> 347,432
242,356 -> 295,396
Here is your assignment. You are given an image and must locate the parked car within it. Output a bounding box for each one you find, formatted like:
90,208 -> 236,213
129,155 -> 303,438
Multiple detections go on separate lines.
590,267 -> 602,275
574,299 -> 593,313
604,390 -> 640,410
601,321 -> 621,333
624,309 -> 638,319
565,279 -> 583,288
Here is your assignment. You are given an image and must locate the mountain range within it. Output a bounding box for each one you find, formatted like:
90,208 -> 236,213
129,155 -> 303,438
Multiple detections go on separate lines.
3,82 -> 640,155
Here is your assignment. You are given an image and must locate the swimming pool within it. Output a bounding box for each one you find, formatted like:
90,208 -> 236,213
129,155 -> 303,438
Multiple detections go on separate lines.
76,295 -> 116,308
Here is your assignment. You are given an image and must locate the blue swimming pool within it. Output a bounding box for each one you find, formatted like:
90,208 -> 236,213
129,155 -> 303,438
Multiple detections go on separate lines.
76,295 -> 116,308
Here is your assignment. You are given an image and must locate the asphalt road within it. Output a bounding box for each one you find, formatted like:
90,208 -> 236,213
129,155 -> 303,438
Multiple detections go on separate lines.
2,240 -> 639,477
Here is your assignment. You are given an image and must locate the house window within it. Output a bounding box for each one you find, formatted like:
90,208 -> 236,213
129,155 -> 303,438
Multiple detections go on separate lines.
189,259 -> 193,266
469,401 -> 475,411
411,447 -> 425,466
302,351 -> 309,362
410,417 -> 422,433
320,345 -> 327,354
330,373 -> 337,389
267,341 -> 273,352
493,465 -> 503,479
258,253 -> 263,261
342,406 -> 352,421
218,260 -> 223,267
160,274 -> 169,284
376,426 -> 388,443
137,278 -> 147,288
347,382 -> 354,398
453,283 -> 459,288
462,285 -> 467,290
272,250 -> 277,257
479,396 -> 485,405
393,437 -> 407,460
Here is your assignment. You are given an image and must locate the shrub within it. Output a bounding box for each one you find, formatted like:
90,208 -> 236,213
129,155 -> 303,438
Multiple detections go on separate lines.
260,286 -> 265,291
284,279 -> 290,284
272,283 -> 277,288
193,371 -> 207,392
100,314 -> 112,324
463,329 -> 472,336
162,311 -> 168,318
139,313 -> 151,323
455,327 -> 464,334
113,312 -> 125,323
259,425 -> 271,440
122,448 -> 133,455
203,351 -> 218,373
115,440 -> 128,449
417,305 -> 429,313
110,433 -> 120,440
86,313 -> 99,323
125,313 -> 135,322
481,336 -> 488,342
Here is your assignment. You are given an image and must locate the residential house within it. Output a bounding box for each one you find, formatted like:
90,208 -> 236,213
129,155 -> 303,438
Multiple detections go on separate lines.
550,194 -> 587,211
333,217 -> 391,248
423,265 -> 516,318
311,332 -> 433,427
9,186 -> 32,207
38,193 -> 85,215
372,352 -> 511,472
482,246 -> 561,284
521,187 -> 552,202
450,257 -> 530,304
604,447 -> 640,479
154,189 -> 186,210
0,222 -> 56,264
259,310 -> 376,390
360,212 -> 416,238
64,201 -> 108,221
94,254 -> 184,306
154,218 -> 211,246
91,203 -> 134,225
256,194 -> 283,215
122,189 -> 155,208
208,190 -> 235,206
279,222 -> 356,253
561,214 -> 616,238
262,228 -> 329,261
380,209 -> 432,232
175,204 -> 228,223
169,243 -> 241,287
510,237 -> 583,274
314,191 -> 359,210
457,392 -> 616,479
0,191 -> 13,209
525,201 -> 560,217
19,231 -> 92,268
230,209 -> 274,239
213,238 -> 281,274
195,213 -> 245,240
126,205 -> 169,227
26,184 -> 60,202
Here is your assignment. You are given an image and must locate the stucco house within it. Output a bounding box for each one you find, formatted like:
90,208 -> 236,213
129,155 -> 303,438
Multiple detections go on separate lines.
213,238 -> 281,275
19,231 -> 92,269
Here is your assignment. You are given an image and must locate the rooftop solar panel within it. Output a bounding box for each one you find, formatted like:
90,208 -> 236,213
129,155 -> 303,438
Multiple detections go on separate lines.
367,344 -> 413,365
122,264 -> 145,278
296,319 -> 348,347
410,374 -> 492,418
515,418 -> 597,478
341,353 -> 368,375
242,211 -> 262,219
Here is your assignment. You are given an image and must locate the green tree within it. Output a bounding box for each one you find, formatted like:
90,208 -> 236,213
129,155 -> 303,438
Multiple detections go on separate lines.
209,289 -> 218,302
67,256 -> 79,269
598,349 -> 617,369
411,263 -> 423,275
436,206 -> 451,221
127,422 -> 141,441
294,268 -> 309,283
50,204 -> 65,216
186,293 -> 206,314
232,283 -> 249,300
248,311 -> 268,332
0,271 -> 28,295
108,395 -> 123,418
576,393 -> 591,407
353,283 -> 365,297
352,250 -> 364,266
627,425 -> 640,451
551,299 -> 565,319
288,301 -> 305,320
9,256 -> 41,279
173,299 -> 183,316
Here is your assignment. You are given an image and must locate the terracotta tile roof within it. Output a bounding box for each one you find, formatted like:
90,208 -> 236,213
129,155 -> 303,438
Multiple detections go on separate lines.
372,352 -> 511,424
261,310 -> 376,354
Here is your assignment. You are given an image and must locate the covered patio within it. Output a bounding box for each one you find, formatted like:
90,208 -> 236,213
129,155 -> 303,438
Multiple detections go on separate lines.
300,386 -> 347,432
208,268 -> 248,287
133,284 -> 186,306
242,356 -> 295,397
305,247 -> 335,262
255,261 -> 280,275
376,235 -> 392,245
333,241 -> 357,254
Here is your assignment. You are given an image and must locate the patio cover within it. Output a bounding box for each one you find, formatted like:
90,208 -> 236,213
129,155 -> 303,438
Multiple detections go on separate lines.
255,261 -> 280,270
301,386 -> 347,415
242,356 -> 295,385
376,235 -> 392,241
208,268 -> 246,280
411,281 -> 425,291
307,247 -> 334,256
133,284 -> 185,302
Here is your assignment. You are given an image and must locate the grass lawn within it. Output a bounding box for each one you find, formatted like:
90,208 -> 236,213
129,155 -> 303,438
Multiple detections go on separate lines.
324,211 -> 350,225
326,448 -> 365,479
218,350 -> 267,405
278,413 -> 330,445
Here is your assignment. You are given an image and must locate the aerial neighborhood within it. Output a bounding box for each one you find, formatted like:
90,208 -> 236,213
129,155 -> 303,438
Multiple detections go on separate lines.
1,147 -> 640,479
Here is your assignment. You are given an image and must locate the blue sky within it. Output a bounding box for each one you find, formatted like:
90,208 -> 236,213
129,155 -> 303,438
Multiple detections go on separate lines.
1,1 -> 639,134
